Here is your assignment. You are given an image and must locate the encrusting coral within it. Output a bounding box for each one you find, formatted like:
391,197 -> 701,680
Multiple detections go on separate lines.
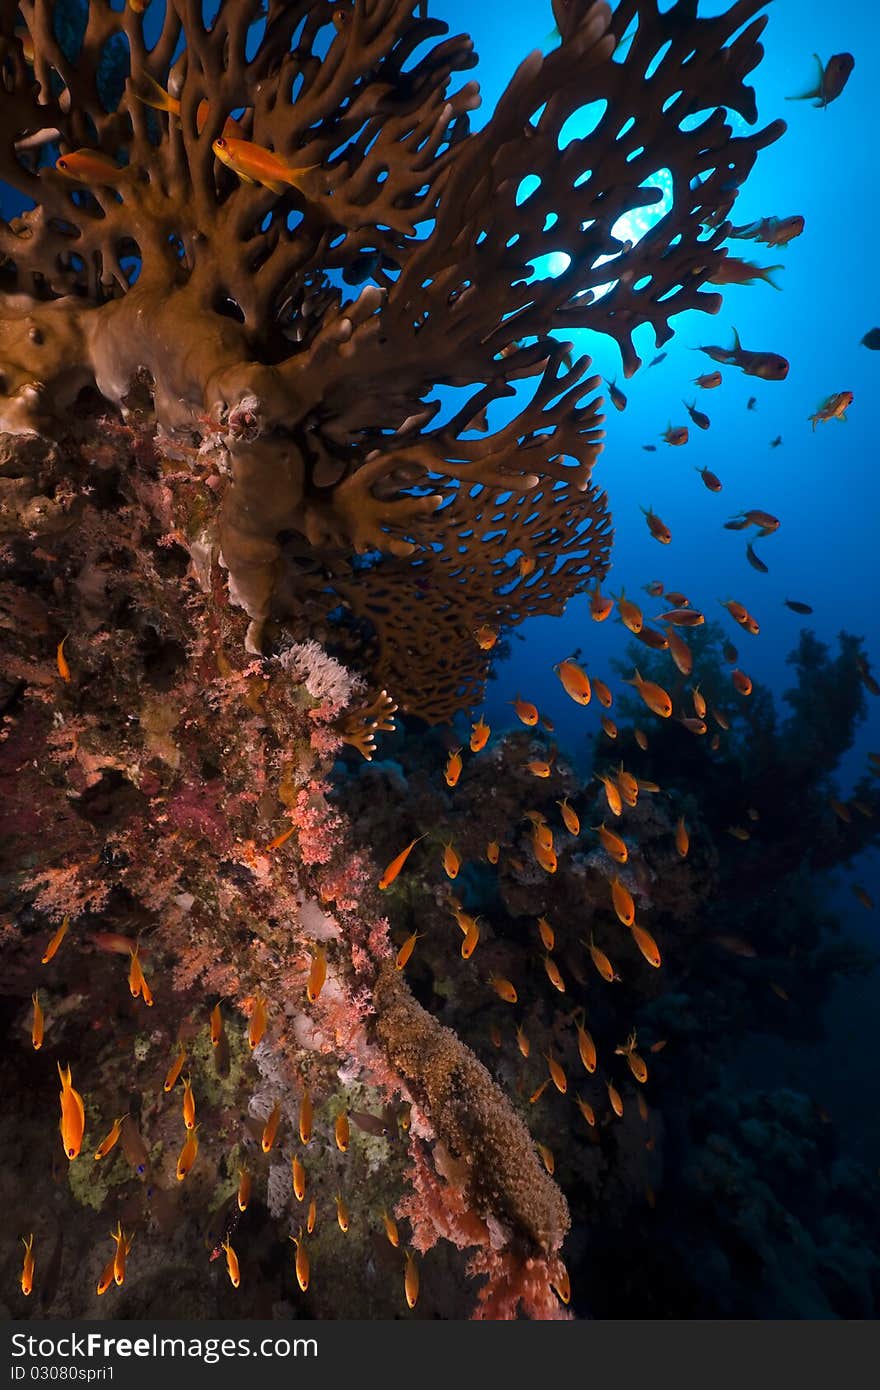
0,0 -> 781,719
0,0 -> 790,1319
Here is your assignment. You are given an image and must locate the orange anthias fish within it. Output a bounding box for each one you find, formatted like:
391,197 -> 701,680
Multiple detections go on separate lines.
212,135 -> 319,195
307,946 -> 327,1003
808,391 -> 853,429
470,715 -> 490,752
575,1096 -> 596,1126
575,1014 -> 597,1073
642,507 -> 672,544
291,1233 -> 310,1292
382,1210 -> 400,1247
526,758 -> 553,778
616,1031 -> 649,1083
555,658 -> 592,705
661,424 -> 689,446
395,930 -> 421,971
589,584 -> 614,622
594,822 -> 628,864
238,1167 -> 252,1213
732,669 -> 753,696
626,669 -> 672,718
557,797 -> 580,835
262,1101 -> 281,1154
614,590 -> 643,634
128,945 -> 153,1006
486,840 -> 500,864
607,1080 -> 624,1118
264,824 -> 296,852
20,1234 -> 35,1296
708,257 -> 782,290
516,1024 -> 530,1058
588,937 -> 617,983
596,773 -> 623,817
41,915 -> 69,965
299,1091 -> 313,1146
489,974 -> 518,1004
601,715 -> 618,739
55,149 -> 129,183
110,1221 -> 131,1287
693,370 -> 723,388
531,829 -> 557,874
335,1194 -> 350,1233
248,993 -> 268,1049
593,677 -> 612,709
696,465 -> 723,492
786,52 -> 854,108
164,1045 -> 186,1092
210,1002 -> 224,1047
442,842 -> 461,878
379,834 -> 425,889
444,747 -> 464,787
675,816 -> 690,858
335,1112 -> 350,1153
56,636 -> 71,681
510,694 -> 539,726
473,625 -> 498,651
543,955 -> 565,993
404,1250 -> 419,1309
292,1155 -> 307,1202
461,917 -> 480,959
31,991 -> 43,1050
57,1062 -> 85,1161
696,327 -> 788,380
182,1075 -> 196,1130
729,214 -> 804,248
610,875 -> 635,927
222,1238 -> 241,1288
630,922 -> 662,968
94,1114 -> 127,1162
537,916 -> 555,951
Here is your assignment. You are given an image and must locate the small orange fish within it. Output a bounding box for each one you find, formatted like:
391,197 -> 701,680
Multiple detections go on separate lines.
675,816 -> 689,858
641,506 -> 672,545
474,625 -> 498,651
20,1234 -> 35,1296
292,1154 -> 307,1202
56,636 -> 71,682
41,915 -> 69,965
379,834 -> 425,889
248,993 -> 268,1049
182,1075 -> 196,1130
264,824 -> 296,852
659,607 -> 704,628
732,669 -> 753,696
470,715 -> 490,752
307,1199 -> 317,1234
594,822 -> 628,864
404,1250 -> 419,1309
444,747 -> 463,787
607,1079 -> 624,1117
537,1142 -> 555,1175
615,590 -> 644,634
542,955 -> 565,993
510,694 -> 539,727
110,1221 -> 131,1287
526,758 -> 553,778
307,946 -> 327,1003
176,1125 -> 199,1182
210,1002 -> 224,1047
555,658 -> 592,705
237,1166 -> 251,1213
516,1024 -> 530,1059
575,1015 -> 597,1074
630,922 -> 662,968
128,945 -> 153,1006
692,686 -> 707,719
442,842 -> 461,879
212,135 -> 318,195
529,1078 -> 550,1104
489,974 -> 518,1004
531,829 -> 557,874
575,1095 -> 596,1126
661,424 -> 689,447
290,1233 -> 310,1292
55,149 -> 128,183
96,1254 -> 116,1297
616,1032 -> 648,1083
593,677 -> 613,709
650,1039 -> 668,1053
486,840 -> 500,864
589,584 -> 614,622
557,797 -> 580,835
610,875 -> 635,927
164,1046 -> 186,1093
335,1112 -> 350,1153
537,916 -> 555,951
335,1194 -> 350,1233
546,1052 -> 567,1094
382,1210 -> 400,1247
222,1238 -> 240,1288
395,930 -> 421,971
596,773 -> 623,817
617,764 -> 639,804
299,1090 -> 313,1146
262,1100 -> 281,1153
518,555 -> 536,578
626,669 -> 672,718
461,917 -> 480,959
601,716 -> 618,740
634,728 -> 649,750
588,937 -> 617,983
94,1114 -> 127,1162
694,370 -> 722,389
31,991 -> 43,1050
57,1062 -> 85,1161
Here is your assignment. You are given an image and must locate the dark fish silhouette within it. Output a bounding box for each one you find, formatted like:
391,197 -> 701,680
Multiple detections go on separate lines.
786,53 -> 854,108
861,328 -> 880,350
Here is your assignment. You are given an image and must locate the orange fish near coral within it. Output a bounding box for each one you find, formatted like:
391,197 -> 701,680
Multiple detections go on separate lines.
94,1114 -> 126,1162
607,1080 -> 624,1118
661,425 -> 689,446
307,946 -> 327,1003
442,843 -> 461,879
489,974 -> 518,1004
696,327 -> 788,380
395,930 -> 421,971
176,1125 -> 199,1181
128,945 -> 153,1006
290,1233 -> 310,1293
808,391 -> 853,429
444,748 -> 463,787
335,1112 -> 350,1153
57,1062 -> 85,1161
264,824 -> 296,852
630,922 -> 662,968
589,584 -> 614,622
261,1101 -> 281,1154
248,994 -> 268,1049
596,774 -> 623,818
626,669 -> 672,718
675,817 -> 689,858
164,1046 -> 186,1093
55,149 -> 128,183
212,136 -> 319,195
473,625 -> 498,651
616,1032 -> 648,1083
292,1155 -> 307,1202
20,1234 -> 35,1297
41,915 -> 69,965
557,797 -> 580,835
222,1238 -> 240,1289
575,1096 -> 596,1126
210,1002 -> 224,1047
56,636 -> 71,682
555,658 -> 591,705
299,1091 -> 313,1146
610,876 -> 635,927
470,715 -> 490,752
510,694 -> 539,727
546,1051 -> 568,1094
587,937 -> 617,983
335,1195 -> 350,1233
378,835 -> 425,890
237,1167 -> 251,1213
404,1250 -> 419,1309
543,955 -> 565,993
615,591 -> 643,634
642,507 -> 672,544
31,992 -> 43,1050
486,840 -> 500,864
382,1210 -> 400,1248
575,1014 -> 597,1073
537,916 -> 555,951
461,917 -> 480,959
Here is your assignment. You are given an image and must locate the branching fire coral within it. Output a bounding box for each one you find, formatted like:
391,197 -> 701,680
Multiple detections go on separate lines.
0,0 -> 782,719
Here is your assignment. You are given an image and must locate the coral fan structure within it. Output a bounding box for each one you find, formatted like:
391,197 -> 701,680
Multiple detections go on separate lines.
0,0 -> 780,717
0,0 -> 797,1320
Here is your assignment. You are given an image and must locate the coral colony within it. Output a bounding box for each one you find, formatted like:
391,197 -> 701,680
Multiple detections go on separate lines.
3,0 -> 875,1322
